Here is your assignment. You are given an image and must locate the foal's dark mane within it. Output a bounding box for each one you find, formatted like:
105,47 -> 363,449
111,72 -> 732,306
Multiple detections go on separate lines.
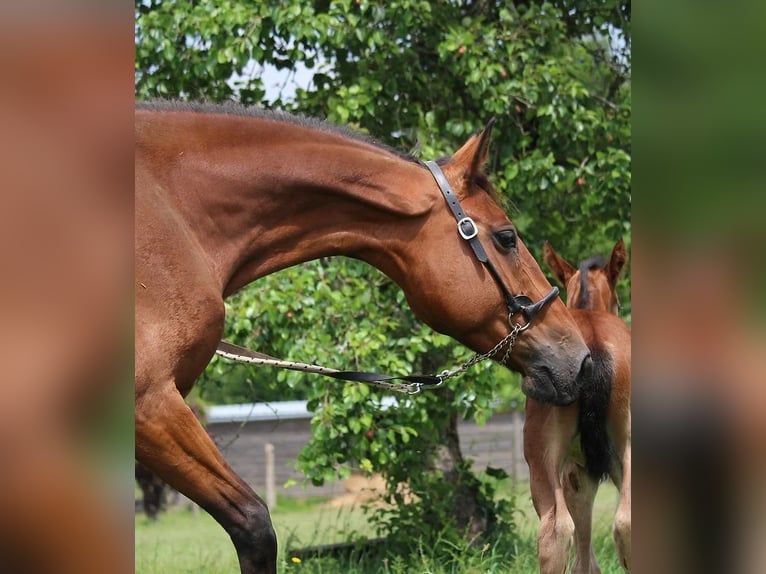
136,99 -> 419,164
577,255 -> 606,309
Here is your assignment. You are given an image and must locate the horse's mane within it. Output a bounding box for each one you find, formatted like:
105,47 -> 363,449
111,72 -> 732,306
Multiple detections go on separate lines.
577,255 -> 606,309
136,99 -> 418,164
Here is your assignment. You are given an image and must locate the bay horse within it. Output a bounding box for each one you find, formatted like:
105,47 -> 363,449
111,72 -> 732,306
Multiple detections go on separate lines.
522,240 -> 630,573
135,101 -> 593,573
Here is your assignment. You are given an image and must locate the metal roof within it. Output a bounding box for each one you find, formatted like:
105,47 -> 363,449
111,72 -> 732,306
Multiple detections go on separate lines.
206,396 -> 398,424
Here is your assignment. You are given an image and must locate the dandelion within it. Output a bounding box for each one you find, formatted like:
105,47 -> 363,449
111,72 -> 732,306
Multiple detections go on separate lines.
291,556 -> 302,564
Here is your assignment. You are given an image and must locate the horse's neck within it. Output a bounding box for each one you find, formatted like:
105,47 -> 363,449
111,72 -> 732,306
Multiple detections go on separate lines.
146,113 -> 433,296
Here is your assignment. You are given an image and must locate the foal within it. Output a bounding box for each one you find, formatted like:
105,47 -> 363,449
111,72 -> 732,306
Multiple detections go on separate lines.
523,240 -> 631,573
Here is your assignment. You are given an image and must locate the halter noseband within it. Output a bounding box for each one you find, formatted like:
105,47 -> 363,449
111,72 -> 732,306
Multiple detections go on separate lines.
423,160 -> 559,330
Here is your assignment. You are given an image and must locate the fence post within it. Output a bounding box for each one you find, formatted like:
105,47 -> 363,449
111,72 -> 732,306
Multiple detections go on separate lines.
265,442 -> 276,509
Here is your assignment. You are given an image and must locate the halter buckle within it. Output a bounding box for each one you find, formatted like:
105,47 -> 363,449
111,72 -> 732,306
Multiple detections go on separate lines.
457,217 -> 478,240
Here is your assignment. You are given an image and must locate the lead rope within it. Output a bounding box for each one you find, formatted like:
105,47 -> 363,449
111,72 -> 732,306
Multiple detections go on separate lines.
215,322 -> 522,395
215,342 -> 428,395
436,322 -> 522,384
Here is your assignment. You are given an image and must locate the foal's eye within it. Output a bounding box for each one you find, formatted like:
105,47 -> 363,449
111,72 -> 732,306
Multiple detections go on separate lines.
493,229 -> 517,251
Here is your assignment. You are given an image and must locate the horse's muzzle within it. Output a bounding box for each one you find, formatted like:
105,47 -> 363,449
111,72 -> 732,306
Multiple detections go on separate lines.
522,352 -> 592,406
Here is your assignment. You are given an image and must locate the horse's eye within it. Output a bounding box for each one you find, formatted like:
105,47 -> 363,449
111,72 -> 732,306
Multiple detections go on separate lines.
493,229 -> 517,252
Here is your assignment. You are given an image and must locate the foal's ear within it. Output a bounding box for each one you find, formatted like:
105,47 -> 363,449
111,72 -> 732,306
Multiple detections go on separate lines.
543,241 -> 576,285
450,118 -> 496,183
607,238 -> 627,286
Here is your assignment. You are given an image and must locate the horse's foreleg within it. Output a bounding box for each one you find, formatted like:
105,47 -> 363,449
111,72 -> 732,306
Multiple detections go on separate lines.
563,460 -> 601,574
136,387 -> 277,574
613,441 -> 631,571
525,400 -> 578,574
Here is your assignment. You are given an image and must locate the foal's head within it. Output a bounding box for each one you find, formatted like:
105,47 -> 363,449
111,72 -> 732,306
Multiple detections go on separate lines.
391,123 -> 591,405
543,239 -> 627,314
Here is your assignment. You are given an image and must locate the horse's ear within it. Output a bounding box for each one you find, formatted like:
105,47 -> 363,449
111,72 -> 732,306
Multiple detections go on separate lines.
449,118 -> 495,183
471,118 -> 495,176
607,238 -> 627,286
543,241 -> 576,285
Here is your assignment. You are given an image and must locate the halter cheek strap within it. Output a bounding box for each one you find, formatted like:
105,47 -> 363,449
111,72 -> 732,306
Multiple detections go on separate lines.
423,160 -> 559,326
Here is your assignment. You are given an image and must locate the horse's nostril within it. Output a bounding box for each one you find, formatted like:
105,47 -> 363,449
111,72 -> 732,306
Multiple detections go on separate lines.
579,353 -> 593,379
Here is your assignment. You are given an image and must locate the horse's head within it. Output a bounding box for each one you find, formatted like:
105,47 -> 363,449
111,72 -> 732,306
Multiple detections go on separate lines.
543,239 -> 626,314
391,123 -> 592,406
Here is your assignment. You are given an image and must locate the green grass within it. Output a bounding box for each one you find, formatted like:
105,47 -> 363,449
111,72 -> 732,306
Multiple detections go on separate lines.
135,482 -> 623,573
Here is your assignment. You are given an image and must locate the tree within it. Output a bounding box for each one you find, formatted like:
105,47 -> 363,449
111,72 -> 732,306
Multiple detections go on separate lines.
136,0 -> 630,552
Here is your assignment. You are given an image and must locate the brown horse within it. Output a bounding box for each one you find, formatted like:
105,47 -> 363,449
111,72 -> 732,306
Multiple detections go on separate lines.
522,240 -> 631,573
135,101 -> 592,573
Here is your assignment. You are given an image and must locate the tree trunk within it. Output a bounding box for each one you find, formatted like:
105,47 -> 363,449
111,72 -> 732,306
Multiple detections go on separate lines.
430,390 -> 489,541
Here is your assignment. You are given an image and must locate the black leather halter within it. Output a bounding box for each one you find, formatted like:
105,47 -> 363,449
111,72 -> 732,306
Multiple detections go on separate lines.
423,160 -> 559,328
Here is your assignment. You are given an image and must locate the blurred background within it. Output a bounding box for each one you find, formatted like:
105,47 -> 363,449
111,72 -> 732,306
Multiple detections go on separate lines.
0,0 -> 763,572
0,2 -> 134,573
635,0 -> 766,572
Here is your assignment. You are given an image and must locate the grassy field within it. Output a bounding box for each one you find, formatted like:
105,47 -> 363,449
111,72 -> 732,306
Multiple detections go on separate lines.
135,481 -> 622,573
